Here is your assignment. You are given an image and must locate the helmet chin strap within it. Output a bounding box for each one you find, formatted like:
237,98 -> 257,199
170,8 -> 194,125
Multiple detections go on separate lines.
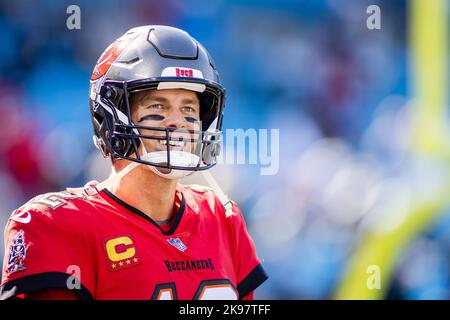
69,154 -> 232,217
91,151 -> 233,217
76,119 -> 232,214
201,170 -> 234,217
93,138 -> 200,192
73,151 -> 232,216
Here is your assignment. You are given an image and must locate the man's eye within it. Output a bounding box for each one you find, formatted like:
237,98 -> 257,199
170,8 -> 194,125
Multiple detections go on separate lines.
181,106 -> 196,113
147,104 -> 163,110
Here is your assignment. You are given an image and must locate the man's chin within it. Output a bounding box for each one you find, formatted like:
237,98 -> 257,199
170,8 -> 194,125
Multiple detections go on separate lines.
154,166 -> 172,174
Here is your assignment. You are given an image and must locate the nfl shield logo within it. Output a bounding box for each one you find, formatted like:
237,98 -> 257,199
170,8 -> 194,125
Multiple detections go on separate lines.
167,238 -> 187,252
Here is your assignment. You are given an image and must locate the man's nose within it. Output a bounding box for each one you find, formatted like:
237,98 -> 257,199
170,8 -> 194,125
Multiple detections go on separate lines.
162,110 -> 187,129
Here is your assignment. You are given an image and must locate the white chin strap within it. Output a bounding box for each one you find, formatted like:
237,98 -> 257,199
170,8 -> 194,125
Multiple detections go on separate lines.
94,149 -> 200,192
82,154 -> 232,217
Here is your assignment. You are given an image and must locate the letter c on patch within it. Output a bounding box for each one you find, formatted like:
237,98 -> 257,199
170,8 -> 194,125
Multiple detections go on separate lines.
105,236 -> 135,262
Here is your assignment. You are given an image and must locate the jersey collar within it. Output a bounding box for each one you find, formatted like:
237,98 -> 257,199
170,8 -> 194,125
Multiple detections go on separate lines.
101,188 -> 186,236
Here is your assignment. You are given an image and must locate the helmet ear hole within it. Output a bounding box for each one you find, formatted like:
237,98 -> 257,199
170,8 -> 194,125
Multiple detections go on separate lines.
111,131 -> 141,158
111,136 -> 125,154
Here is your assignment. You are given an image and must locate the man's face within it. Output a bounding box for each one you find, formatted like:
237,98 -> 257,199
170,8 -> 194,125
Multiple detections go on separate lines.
130,88 -> 201,157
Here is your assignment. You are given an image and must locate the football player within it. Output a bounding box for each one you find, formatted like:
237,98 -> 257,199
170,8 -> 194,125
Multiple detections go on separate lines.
0,25 -> 268,300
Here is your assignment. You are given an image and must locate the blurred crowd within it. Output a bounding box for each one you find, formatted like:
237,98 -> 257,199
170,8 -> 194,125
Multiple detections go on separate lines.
1,0 -> 450,299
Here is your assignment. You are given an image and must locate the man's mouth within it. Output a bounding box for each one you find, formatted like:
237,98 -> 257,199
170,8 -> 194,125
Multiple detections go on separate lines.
157,139 -> 189,151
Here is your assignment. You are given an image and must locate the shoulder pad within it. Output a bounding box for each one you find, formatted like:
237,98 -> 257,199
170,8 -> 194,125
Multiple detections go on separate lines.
20,190 -> 85,212
66,180 -> 100,197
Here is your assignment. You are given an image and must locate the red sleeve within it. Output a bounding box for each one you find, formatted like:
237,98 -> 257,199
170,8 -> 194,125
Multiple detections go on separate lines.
242,291 -> 254,300
228,203 -> 268,299
0,202 -> 96,300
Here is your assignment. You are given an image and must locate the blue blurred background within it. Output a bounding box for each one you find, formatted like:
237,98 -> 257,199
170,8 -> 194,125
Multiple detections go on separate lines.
1,0 -> 450,299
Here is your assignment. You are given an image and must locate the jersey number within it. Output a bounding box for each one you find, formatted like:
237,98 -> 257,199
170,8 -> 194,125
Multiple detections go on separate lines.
152,279 -> 238,300
27,192 -> 84,210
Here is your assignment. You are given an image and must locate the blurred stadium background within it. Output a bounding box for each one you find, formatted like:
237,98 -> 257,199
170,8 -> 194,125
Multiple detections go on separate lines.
1,0 -> 450,299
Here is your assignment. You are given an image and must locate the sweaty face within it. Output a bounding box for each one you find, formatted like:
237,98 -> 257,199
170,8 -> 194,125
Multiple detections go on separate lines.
130,89 -> 201,159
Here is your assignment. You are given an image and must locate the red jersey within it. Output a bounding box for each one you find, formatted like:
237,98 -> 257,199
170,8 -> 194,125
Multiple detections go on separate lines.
0,184 -> 267,300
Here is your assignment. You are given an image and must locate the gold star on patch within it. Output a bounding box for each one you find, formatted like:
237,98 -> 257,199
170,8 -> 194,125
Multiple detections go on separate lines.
133,257 -> 138,263
112,264 -> 116,268
119,261 -> 124,267
126,259 -> 131,265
